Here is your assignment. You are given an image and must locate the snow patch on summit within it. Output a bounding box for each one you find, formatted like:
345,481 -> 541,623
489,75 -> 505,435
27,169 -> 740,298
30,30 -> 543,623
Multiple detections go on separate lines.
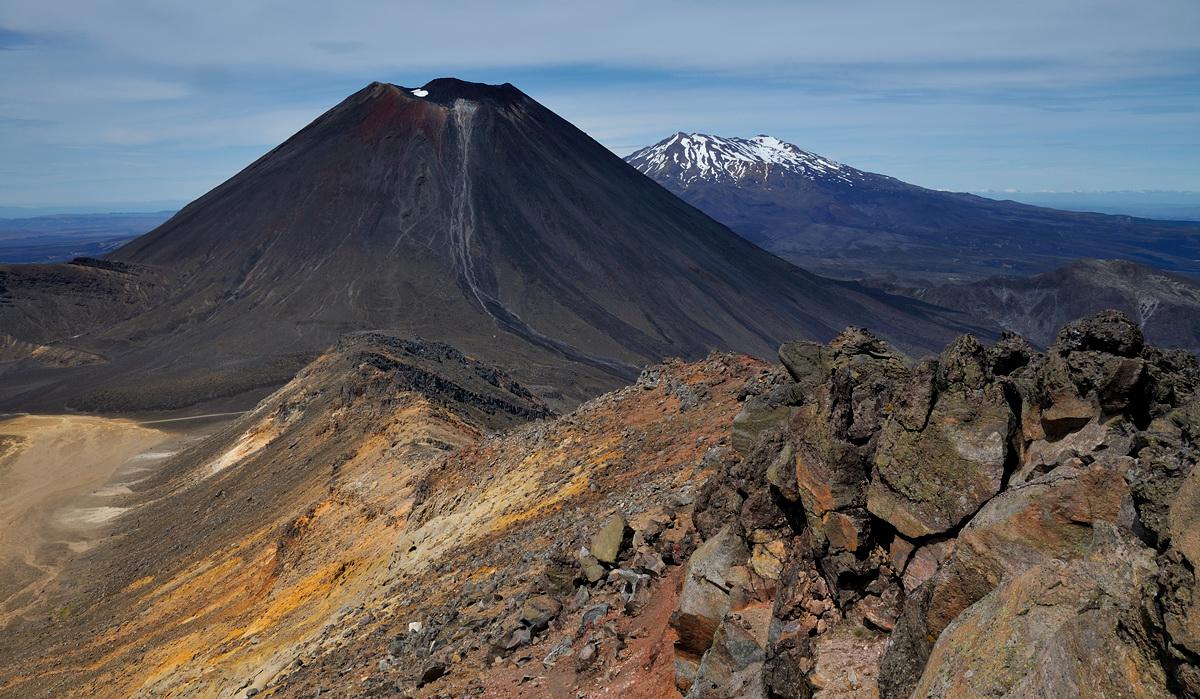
625,133 -> 863,188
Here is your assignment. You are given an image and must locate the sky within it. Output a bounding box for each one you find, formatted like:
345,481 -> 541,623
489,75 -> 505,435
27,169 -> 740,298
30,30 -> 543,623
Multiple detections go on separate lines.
1,0 -> 1198,213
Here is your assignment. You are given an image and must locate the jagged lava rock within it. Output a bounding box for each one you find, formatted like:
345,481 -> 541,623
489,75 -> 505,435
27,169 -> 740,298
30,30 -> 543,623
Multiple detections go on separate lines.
912,523 -> 1169,698
591,514 -> 632,565
868,335 -> 1013,538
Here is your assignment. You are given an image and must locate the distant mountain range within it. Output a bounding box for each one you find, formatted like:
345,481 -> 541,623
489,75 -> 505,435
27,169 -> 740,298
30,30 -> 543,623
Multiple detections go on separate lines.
0,212 -> 172,264
626,133 -> 1200,284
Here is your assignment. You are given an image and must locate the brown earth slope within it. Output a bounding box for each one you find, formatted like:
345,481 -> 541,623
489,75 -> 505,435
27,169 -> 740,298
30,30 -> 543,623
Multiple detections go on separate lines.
6,311 -> 1196,699
0,331 -> 769,698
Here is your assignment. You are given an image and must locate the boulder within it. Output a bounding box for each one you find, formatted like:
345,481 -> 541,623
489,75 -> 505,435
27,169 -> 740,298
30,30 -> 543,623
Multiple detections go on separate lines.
888,536 -> 915,573
934,334 -> 990,391
924,463 -> 1129,637
1130,398 -> 1200,543
910,524 -> 1168,698
1012,415 -> 1135,485
417,664 -> 447,688
889,359 -> 937,431
901,539 -> 955,593
764,538 -> 821,699
868,379 -> 1012,538
748,539 -> 788,581
877,583 -> 935,699
685,603 -> 772,699
877,463 -> 1131,696
732,385 -> 802,456
579,553 -> 605,583
671,525 -> 750,690
988,331 -> 1034,376
1053,309 -> 1145,357
827,326 -> 899,362
765,442 -> 799,501
821,509 -> 870,554
794,441 -> 868,523
778,341 -> 832,385
520,595 -> 561,632
1160,461 -> 1200,683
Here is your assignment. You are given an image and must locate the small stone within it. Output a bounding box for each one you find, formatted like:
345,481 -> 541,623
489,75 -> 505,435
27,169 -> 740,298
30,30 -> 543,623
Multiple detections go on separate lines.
543,635 -> 575,668
417,664 -> 446,687
591,515 -> 632,564
579,603 -> 610,631
857,593 -> 899,631
566,585 -> 589,613
575,643 -> 597,671
624,585 -> 653,615
580,555 -> 605,583
504,627 -> 531,651
634,551 -> 666,576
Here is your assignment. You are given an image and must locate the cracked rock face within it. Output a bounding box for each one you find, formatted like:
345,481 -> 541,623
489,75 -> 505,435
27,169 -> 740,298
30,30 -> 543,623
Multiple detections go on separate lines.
678,311 -> 1200,699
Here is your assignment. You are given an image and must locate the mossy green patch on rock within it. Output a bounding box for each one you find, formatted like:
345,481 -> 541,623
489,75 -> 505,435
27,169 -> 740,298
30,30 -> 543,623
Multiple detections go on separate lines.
868,383 -> 1011,538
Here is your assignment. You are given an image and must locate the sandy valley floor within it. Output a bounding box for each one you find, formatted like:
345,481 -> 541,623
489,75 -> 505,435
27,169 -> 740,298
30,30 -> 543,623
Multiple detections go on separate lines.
0,414 -> 185,624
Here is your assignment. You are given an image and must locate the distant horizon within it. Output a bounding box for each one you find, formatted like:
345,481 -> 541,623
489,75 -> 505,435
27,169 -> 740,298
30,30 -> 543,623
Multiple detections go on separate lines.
6,188 -> 1200,224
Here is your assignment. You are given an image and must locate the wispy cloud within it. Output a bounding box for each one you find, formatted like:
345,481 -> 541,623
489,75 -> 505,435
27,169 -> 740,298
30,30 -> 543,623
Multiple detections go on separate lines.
0,0 -> 1196,207
0,26 -> 34,49
0,114 -> 55,126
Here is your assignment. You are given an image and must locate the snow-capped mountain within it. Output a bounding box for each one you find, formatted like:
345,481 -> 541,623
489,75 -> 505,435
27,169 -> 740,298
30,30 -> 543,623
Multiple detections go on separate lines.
625,132 -> 867,188
624,132 -> 1200,286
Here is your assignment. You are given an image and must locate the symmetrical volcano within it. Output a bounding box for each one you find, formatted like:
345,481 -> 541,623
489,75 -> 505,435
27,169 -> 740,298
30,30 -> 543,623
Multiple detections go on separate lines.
0,80 -> 989,413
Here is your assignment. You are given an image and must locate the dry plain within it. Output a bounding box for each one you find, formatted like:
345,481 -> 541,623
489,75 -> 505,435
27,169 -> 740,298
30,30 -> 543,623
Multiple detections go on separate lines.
0,413 -> 225,626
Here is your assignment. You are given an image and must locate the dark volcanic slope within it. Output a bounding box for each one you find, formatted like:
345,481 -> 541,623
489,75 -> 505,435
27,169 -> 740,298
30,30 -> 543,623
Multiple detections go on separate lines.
1,81 -> 991,413
886,258 -> 1200,354
627,133 -> 1200,284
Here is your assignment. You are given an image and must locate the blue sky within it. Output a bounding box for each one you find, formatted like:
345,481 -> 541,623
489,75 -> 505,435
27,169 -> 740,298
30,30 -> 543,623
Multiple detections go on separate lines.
1,0 -> 1198,212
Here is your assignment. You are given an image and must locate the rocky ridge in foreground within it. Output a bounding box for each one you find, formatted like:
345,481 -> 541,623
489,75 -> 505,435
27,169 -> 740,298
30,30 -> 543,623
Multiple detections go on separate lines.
692,309 -> 1200,697
1,311 -> 1197,698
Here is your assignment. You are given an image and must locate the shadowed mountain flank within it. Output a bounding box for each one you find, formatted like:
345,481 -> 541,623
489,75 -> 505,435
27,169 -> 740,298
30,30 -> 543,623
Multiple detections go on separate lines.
878,258 -> 1200,354
1,81 -> 991,413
